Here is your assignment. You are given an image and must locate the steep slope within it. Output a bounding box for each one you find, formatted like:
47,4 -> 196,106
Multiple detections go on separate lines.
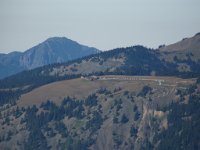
0,75 -> 198,150
0,33 -> 200,150
20,37 -> 99,69
158,33 -> 200,73
1,45 -> 200,90
0,52 -> 24,79
0,37 -> 99,79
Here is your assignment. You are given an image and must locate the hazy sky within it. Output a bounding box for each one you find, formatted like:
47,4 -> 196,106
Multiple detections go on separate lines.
0,0 -> 200,53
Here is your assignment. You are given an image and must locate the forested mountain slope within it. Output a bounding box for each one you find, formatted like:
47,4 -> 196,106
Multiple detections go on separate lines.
0,75 -> 199,150
0,33 -> 200,150
1,44 -> 200,90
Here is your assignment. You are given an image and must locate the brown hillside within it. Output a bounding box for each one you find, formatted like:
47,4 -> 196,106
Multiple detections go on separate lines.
17,75 -> 195,107
160,33 -> 200,52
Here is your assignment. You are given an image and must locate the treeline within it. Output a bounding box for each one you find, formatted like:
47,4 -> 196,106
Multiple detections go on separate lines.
0,73 -> 81,106
2,45 -> 199,89
20,94 -> 103,150
1,45 -> 200,106
155,82 -> 200,150
0,90 -> 22,106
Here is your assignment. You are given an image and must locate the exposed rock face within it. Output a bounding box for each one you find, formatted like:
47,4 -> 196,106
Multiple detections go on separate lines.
0,37 -> 99,79
0,75 -> 198,150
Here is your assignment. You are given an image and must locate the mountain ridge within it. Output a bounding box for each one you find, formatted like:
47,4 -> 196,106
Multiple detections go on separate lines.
1,44 -> 200,92
0,33 -> 200,150
0,37 -> 100,79
159,33 -> 200,52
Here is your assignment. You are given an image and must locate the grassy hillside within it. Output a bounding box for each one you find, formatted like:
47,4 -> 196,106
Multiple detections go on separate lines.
159,33 -> 200,52
1,45 -> 200,89
0,36 -> 200,149
0,75 -> 197,150
0,45 -> 200,107
17,75 -> 195,107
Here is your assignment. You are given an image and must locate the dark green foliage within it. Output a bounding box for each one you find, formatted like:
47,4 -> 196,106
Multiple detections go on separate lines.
3,116 -> 10,125
40,100 -> 57,110
14,106 -> 23,118
1,45 -> 200,106
0,90 -> 21,106
70,67 -> 78,72
40,97 -> 85,120
113,132 -> 123,147
121,46 -> 168,76
60,136 -> 90,150
138,85 -> 152,97
23,105 -> 40,129
176,89 -> 182,95
116,104 -> 122,112
174,56 -> 178,61
18,95 -> 103,149
84,94 -> 98,107
121,114 -> 129,123
24,97 -> 84,130
85,111 -> 103,133
141,140 -> 154,150
0,136 -> 4,142
22,97 -> 96,149
0,73 -> 80,106
90,57 -> 100,62
0,46 -> 200,91
188,84 -> 197,93
99,60 -> 103,65
155,85 -> 200,150
3,130 -> 13,141
115,99 -> 122,112
22,106 -> 49,149
123,91 -> 129,96
104,90 -> 112,95
24,129 -> 49,150
60,136 -> 73,150
133,105 -> 138,112
130,126 -> 138,137
0,62 -> 81,89
114,87 -> 122,92
197,77 -> 200,84
113,116 -> 119,124
1,45 -> 200,149
72,104 -> 85,119
97,87 -> 108,94
46,128 -> 56,137
55,122 -> 68,137
134,111 -> 140,121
